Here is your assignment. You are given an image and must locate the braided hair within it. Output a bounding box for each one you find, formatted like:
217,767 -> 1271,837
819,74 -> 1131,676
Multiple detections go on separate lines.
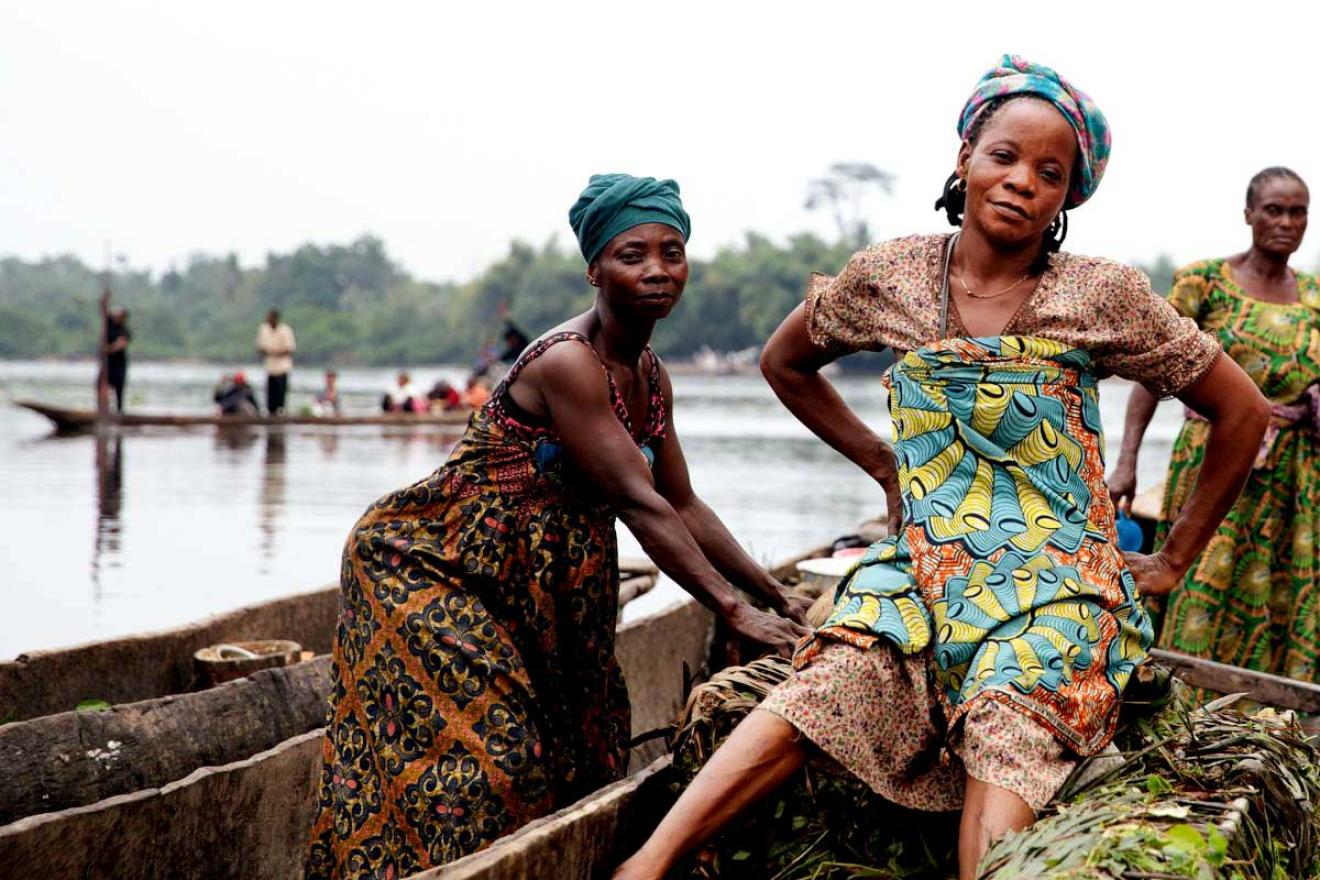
934,95 -> 1073,275
1245,166 -> 1307,207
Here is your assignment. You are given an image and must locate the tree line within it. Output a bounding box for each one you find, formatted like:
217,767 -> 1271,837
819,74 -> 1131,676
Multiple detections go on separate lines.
0,232 -> 1183,367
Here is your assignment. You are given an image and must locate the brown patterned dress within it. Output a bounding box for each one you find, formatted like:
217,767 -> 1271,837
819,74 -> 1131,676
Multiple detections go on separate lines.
305,331 -> 667,878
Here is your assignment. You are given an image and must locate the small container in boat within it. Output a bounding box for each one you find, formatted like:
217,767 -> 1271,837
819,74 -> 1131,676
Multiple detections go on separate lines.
194,639 -> 302,687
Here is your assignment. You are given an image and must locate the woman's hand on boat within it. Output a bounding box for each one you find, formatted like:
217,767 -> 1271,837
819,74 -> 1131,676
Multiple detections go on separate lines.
725,602 -> 810,657
1122,551 -> 1181,597
777,590 -> 815,626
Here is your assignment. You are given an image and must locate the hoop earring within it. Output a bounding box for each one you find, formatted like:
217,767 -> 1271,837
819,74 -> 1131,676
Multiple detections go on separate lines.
956,177 -> 967,192
1050,211 -> 1069,246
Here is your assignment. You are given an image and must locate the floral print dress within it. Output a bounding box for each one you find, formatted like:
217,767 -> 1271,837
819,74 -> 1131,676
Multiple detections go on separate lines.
1158,260 -> 1320,682
760,234 -> 1219,812
305,331 -> 666,878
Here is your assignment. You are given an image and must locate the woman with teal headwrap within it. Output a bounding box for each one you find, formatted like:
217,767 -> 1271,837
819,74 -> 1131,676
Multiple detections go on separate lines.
616,56 -> 1269,880
305,174 -> 810,877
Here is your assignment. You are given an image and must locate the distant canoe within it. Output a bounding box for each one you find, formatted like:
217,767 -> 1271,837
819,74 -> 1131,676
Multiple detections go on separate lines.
14,399 -> 472,434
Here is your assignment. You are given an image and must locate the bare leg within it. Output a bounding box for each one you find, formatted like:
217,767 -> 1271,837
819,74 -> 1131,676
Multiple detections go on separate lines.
613,709 -> 806,880
957,776 -> 1035,880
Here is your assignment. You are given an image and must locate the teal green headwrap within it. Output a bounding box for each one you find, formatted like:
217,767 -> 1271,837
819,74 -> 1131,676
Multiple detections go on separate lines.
569,173 -> 691,264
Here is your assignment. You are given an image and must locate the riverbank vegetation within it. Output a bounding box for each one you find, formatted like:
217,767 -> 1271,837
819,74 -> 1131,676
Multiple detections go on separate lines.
0,233 -> 1179,367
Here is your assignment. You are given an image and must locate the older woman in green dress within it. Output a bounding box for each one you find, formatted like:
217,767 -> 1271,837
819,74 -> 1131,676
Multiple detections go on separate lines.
1109,167 -> 1318,680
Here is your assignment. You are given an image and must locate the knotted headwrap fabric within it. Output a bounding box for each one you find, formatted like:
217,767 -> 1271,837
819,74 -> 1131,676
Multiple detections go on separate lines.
568,173 -> 691,263
958,55 -> 1111,208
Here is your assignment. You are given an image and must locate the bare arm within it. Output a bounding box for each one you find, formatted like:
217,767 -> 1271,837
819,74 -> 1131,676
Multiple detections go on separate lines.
529,345 -> 808,654
760,303 -> 902,532
651,366 -> 811,624
1106,383 -> 1160,512
1124,354 -> 1269,595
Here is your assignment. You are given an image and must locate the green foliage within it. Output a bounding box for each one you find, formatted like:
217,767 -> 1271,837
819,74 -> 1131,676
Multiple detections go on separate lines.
1136,252 -> 1178,297
0,233 -> 861,366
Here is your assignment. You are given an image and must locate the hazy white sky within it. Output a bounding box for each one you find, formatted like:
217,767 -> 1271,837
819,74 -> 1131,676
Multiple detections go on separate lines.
3,1 -> 1317,283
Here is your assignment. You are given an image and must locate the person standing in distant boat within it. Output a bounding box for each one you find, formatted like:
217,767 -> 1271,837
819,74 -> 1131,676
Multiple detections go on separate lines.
104,307 -> 131,413
256,308 -> 296,415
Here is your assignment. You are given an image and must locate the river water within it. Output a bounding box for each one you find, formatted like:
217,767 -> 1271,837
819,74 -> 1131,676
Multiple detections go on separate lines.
0,359 -> 1183,658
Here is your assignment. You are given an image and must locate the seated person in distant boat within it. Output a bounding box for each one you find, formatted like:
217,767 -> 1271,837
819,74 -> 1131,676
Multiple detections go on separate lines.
213,372 -> 259,415
426,378 -> 464,412
311,370 -> 341,417
461,374 -> 491,409
381,371 -> 421,413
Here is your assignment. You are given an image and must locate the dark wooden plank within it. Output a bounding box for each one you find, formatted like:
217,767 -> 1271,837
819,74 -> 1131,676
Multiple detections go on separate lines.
0,658 -> 331,824
0,585 -> 339,720
434,756 -> 675,880
0,729 -> 323,880
1151,647 -> 1320,713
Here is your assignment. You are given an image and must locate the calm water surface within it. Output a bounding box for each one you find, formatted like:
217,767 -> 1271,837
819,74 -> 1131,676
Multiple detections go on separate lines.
0,360 -> 1183,657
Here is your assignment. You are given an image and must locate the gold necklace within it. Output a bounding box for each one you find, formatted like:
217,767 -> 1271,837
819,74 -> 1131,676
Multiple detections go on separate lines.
956,267 -> 1032,299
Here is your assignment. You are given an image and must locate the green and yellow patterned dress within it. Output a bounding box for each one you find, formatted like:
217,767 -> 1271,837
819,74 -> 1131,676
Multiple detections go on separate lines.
1159,260 -> 1320,681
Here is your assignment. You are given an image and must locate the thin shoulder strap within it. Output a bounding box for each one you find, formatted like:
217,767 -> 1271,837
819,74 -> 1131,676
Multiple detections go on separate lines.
493,330 -> 596,395
939,232 -> 958,339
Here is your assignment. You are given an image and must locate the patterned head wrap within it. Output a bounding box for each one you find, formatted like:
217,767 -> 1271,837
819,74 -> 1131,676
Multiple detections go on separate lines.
958,55 -> 1111,208
569,174 -> 691,263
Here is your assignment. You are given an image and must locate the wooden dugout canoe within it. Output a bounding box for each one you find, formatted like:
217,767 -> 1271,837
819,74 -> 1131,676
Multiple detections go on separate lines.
0,585 -> 708,880
0,561 -> 658,722
0,563 -> 661,824
13,399 -> 473,435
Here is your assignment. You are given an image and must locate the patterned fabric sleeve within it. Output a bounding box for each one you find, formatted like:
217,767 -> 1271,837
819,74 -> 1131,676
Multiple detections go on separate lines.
1165,264 -> 1212,322
803,237 -> 933,353
804,250 -> 880,353
1094,263 -> 1221,398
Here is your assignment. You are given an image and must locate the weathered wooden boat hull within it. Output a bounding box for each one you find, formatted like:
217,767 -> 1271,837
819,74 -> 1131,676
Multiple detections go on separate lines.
0,584 -> 340,721
14,399 -> 472,434
0,728 -> 325,880
0,657 -> 332,825
1,567 -> 657,722
0,593 -> 710,880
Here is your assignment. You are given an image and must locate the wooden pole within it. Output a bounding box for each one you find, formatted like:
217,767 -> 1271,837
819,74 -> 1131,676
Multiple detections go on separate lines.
96,245 -> 111,419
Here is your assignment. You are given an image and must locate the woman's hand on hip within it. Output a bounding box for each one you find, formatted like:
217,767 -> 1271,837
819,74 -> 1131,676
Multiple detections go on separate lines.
866,449 -> 904,535
1123,551 -> 1181,597
725,603 -> 811,658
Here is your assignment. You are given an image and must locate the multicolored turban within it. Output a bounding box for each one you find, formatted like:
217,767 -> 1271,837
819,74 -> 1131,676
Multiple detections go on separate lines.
568,173 -> 691,263
958,55 -> 1111,208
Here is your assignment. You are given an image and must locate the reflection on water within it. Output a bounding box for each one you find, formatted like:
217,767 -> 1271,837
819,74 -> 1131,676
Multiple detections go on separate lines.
260,431 -> 287,569
0,359 -> 1184,656
91,432 -> 123,599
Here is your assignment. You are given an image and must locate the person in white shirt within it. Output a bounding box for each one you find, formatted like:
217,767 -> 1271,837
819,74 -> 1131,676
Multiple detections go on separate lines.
255,309 -> 296,415
381,371 -> 420,413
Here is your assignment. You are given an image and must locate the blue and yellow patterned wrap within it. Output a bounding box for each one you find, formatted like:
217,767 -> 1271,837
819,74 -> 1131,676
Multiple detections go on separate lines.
806,336 -> 1152,754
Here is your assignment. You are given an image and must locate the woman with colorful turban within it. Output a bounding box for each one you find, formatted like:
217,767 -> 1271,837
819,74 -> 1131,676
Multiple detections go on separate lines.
615,56 -> 1270,880
305,174 -> 811,878
1108,168 -> 1317,680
